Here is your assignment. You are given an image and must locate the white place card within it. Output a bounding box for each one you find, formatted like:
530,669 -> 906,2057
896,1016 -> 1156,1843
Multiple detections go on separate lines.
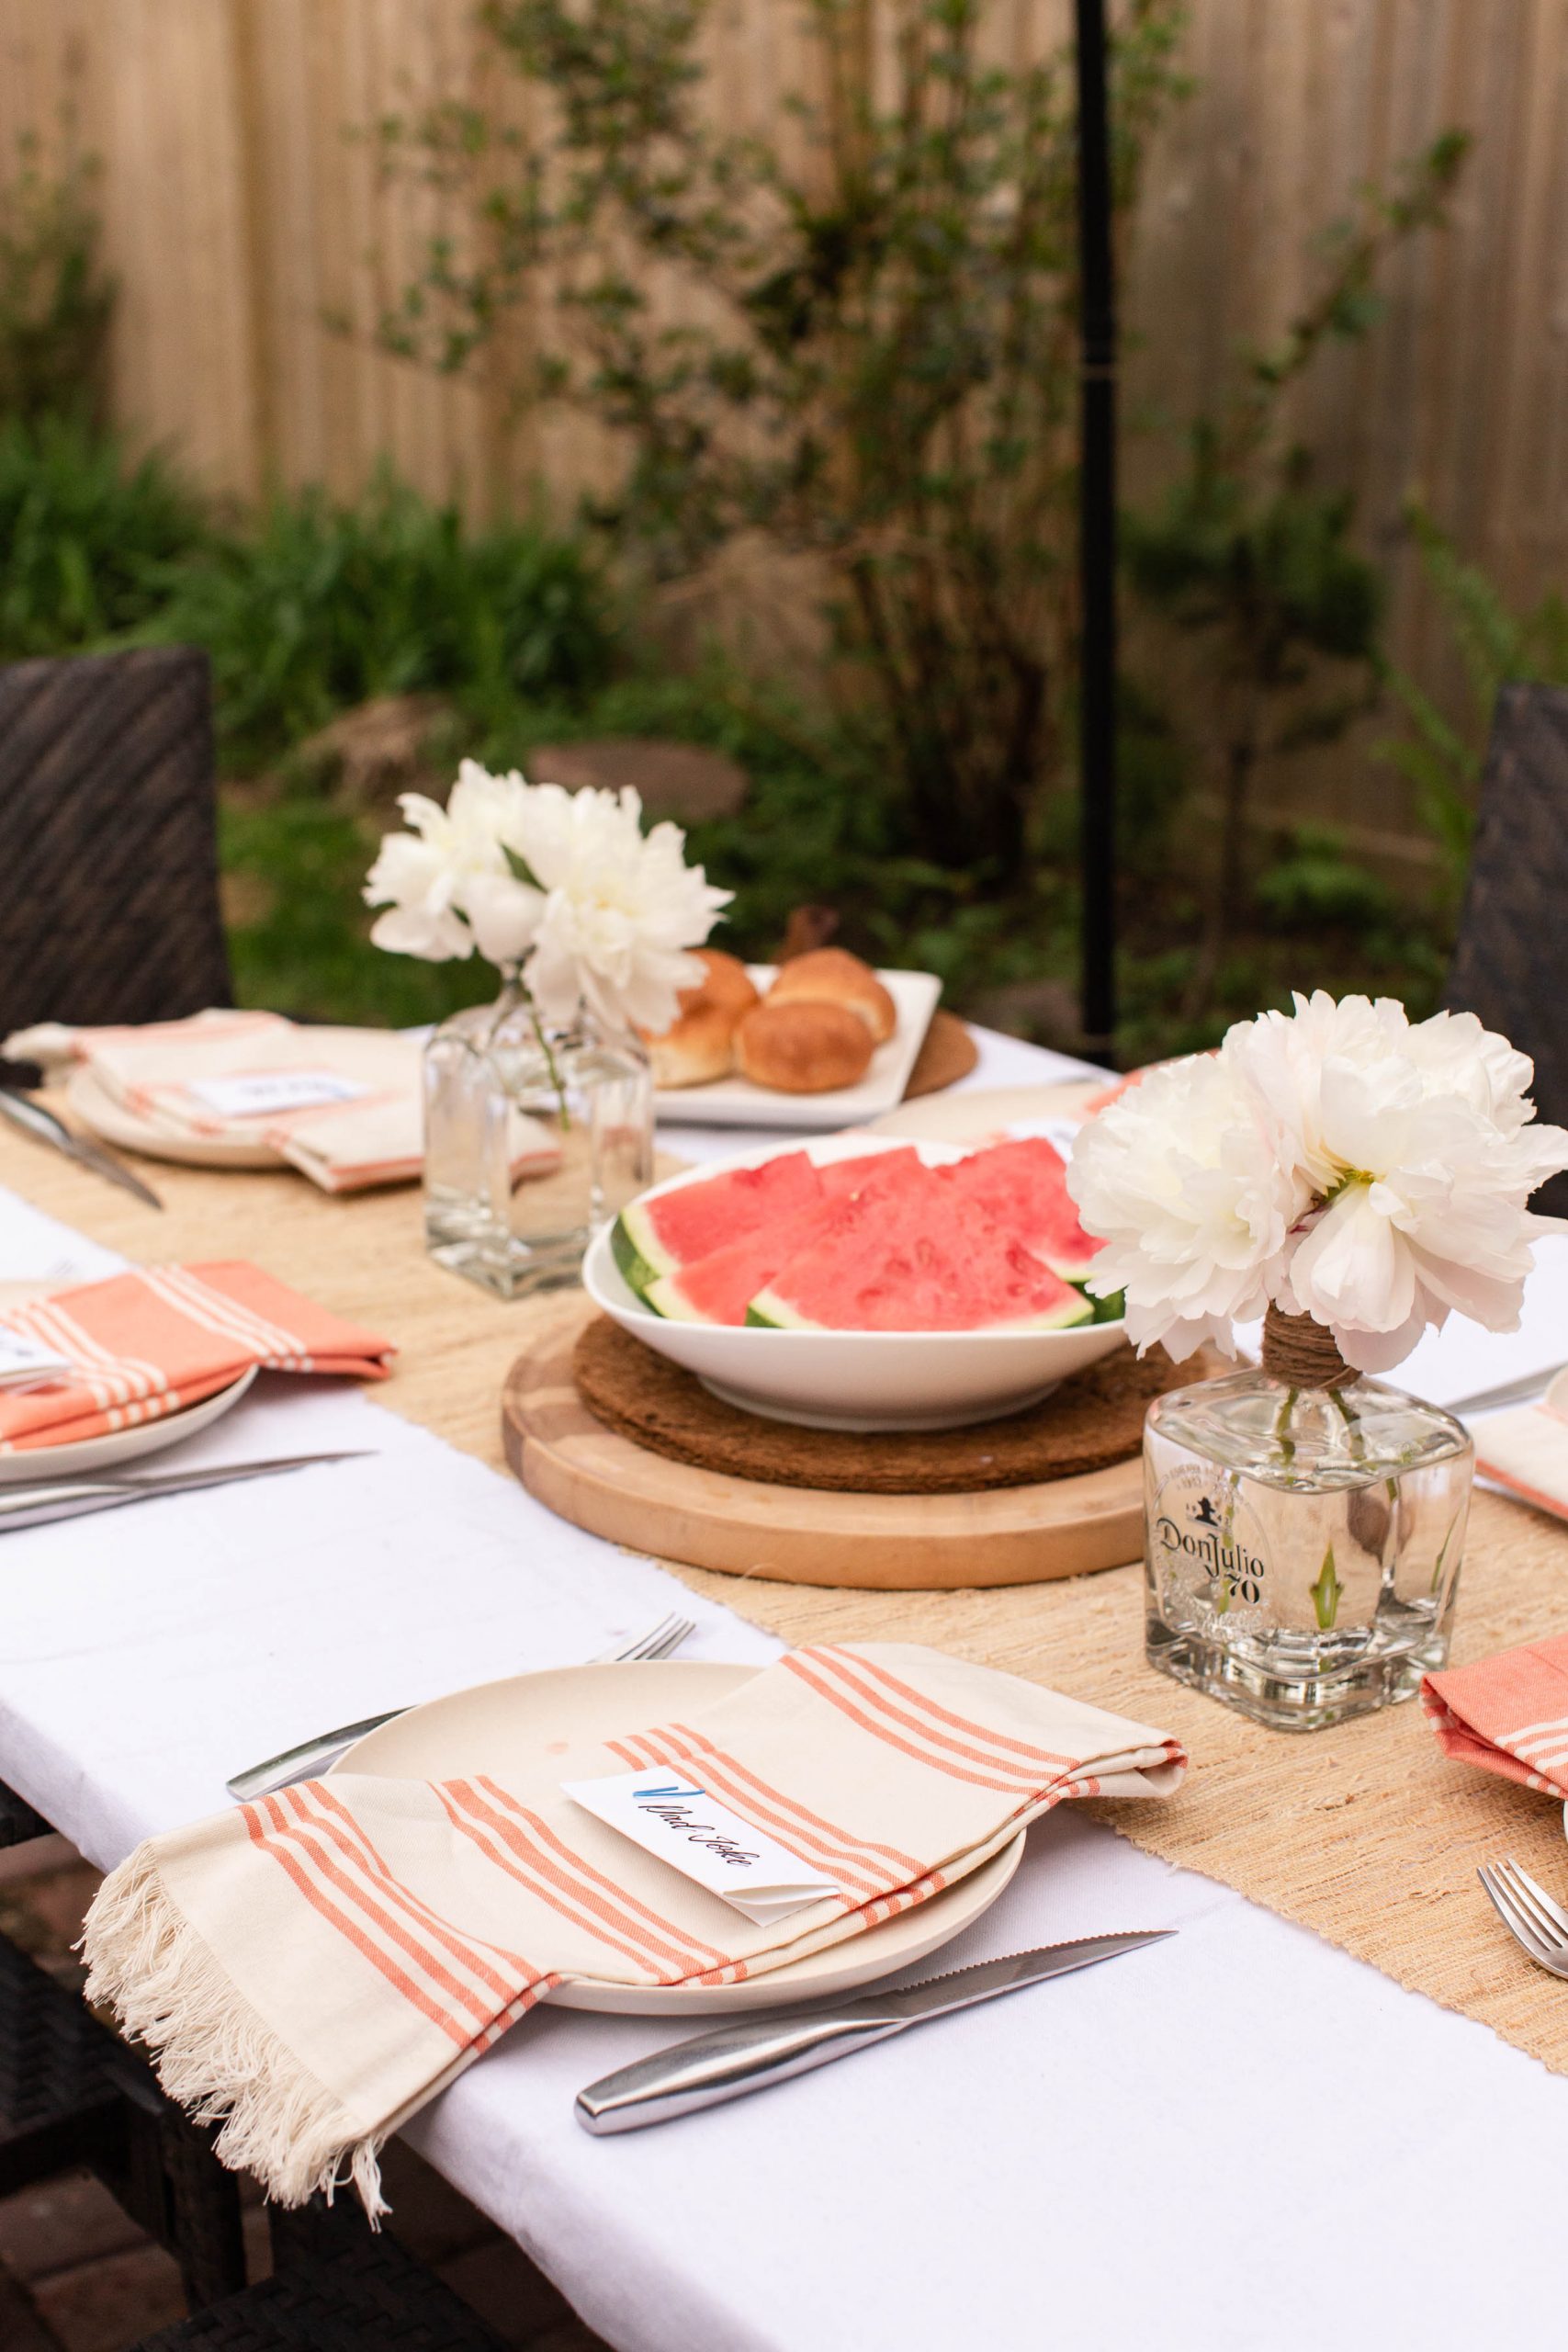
0,1329 -> 73,1385
563,1768 -> 839,1926
188,1071 -> 369,1121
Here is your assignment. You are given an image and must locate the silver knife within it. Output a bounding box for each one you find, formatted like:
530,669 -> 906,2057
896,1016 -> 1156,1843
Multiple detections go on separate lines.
1448,1364 -> 1565,1419
0,1089 -> 164,1210
0,1450 -> 374,1531
575,1931 -> 1174,2134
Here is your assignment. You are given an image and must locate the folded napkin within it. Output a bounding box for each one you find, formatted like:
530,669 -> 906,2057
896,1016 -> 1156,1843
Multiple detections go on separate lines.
6,1011 -> 559,1195
0,1262 -> 393,1449
1469,1369 -> 1568,1524
1423,1634 -> 1568,1796
83,1643 -> 1184,2213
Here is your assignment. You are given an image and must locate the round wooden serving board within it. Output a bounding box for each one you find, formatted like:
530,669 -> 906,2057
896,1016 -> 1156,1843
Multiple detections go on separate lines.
501,1303 -> 1145,1589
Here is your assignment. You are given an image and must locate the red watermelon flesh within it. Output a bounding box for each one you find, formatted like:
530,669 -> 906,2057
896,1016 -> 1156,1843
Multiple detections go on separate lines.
818,1146 -> 925,1199
750,1168 -> 1093,1333
646,1195 -> 850,1325
939,1137 -> 1104,1279
616,1150 -> 825,1287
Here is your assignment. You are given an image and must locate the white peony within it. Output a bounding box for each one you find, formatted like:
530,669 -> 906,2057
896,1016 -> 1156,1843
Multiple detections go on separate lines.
507,783 -> 729,1035
1067,1049 -> 1310,1360
364,762 -> 729,1036
364,761 -> 538,964
1068,989 -> 1568,1371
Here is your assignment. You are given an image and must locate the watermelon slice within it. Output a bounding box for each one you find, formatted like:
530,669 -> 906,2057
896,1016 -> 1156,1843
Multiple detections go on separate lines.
939,1137 -> 1105,1281
646,1195 -> 851,1325
613,1151 -> 824,1300
748,1170 -> 1093,1333
818,1146 -> 925,1199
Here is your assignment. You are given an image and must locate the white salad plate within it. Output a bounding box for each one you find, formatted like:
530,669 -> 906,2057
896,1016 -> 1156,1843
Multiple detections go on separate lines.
653,965 -> 942,1130
334,1660 -> 1024,2015
583,1134 -> 1126,1432
67,1068 -> 285,1170
0,1363 -> 259,1481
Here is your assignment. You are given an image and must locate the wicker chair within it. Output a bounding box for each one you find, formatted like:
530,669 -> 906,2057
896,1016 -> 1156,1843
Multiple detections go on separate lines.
1442,680 -> 1568,1217
0,1929 -> 246,2309
132,2197 -> 514,2351
0,645 -> 231,1039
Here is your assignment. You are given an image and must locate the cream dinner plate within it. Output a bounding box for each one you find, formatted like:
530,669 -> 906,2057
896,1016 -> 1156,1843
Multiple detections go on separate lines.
0,1363 -> 259,1481
866,1078 -> 1110,1145
66,1067 -> 286,1170
333,1660 -> 1024,2015
653,965 -> 942,1130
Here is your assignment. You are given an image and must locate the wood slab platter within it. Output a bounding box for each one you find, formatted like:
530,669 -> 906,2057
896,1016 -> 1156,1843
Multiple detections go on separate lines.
501,1302 -> 1145,1590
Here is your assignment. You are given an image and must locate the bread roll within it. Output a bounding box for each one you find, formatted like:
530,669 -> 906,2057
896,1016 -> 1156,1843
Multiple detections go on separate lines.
645,1001 -> 739,1087
692,948 -> 760,1017
768,947 -> 897,1044
735,1001 -> 874,1093
639,948 -> 760,1087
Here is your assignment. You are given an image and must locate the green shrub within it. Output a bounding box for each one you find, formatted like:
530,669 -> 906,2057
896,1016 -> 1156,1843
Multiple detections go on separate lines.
0,137 -> 115,425
1255,825 -> 1394,931
154,473 -> 618,769
0,413 -> 210,657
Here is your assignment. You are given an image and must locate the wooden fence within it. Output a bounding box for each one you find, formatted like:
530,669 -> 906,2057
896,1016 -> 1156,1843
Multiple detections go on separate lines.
3,0 -> 1567,842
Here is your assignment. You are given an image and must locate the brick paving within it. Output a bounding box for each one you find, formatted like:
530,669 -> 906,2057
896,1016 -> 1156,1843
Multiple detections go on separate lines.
0,1838 -> 610,2350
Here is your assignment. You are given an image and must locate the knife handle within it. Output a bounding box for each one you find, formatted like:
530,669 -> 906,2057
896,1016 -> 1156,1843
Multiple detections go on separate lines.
575,2010 -> 907,2134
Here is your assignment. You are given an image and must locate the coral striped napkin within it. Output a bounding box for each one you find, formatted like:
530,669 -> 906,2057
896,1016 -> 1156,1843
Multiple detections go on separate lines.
1423,1634 -> 1568,1796
83,1644 -> 1184,2214
6,1011 -> 560,1194
1469,1368 -> 1568,1525
0,1262 -> 392,1450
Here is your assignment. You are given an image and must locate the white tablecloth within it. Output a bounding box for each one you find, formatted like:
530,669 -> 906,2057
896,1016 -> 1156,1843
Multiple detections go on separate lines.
2,1030 -> 1565,2352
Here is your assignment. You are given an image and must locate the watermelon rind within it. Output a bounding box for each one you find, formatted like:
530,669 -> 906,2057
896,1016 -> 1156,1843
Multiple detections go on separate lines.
746,1285 -> 1093,1334
643,1272 -> 705,1321
611,1204 -> 673,1299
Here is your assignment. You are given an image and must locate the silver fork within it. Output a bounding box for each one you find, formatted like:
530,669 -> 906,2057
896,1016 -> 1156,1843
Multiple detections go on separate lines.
226,1610 -> 697,1802
1476,1856 -> 1568,1976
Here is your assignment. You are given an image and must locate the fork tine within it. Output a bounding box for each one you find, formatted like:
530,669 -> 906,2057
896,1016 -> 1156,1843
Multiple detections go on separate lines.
1495,1853 -> 1568,1947
1500,1859 -> 1568,1944
639,1613 -> 696,1661
1478,1865 -> 1555,1968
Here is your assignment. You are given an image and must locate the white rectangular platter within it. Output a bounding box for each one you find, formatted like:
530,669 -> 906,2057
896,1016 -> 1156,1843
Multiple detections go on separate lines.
653,965 -> 942,1129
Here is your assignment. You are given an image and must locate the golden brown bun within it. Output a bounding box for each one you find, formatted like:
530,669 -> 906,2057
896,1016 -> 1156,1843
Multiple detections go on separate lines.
645,1001 -> 738,1088
690,948 -> 760,1017
638,949 -> 758,1088
768,946 -> 897,1044
734,1001 -> 874,1093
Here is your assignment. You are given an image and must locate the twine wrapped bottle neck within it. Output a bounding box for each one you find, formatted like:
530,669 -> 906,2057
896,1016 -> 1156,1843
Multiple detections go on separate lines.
1259,1305 -> 1356,1392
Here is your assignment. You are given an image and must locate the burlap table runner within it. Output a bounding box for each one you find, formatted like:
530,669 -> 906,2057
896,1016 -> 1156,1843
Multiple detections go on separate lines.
16,1132 -> 1568,2078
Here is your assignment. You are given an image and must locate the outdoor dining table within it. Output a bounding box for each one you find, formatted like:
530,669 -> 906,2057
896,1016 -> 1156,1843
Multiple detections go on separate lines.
1,1023 -> 1566,2351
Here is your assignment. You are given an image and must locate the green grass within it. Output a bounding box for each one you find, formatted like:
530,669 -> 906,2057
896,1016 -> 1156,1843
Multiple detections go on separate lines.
156,472 -> 618,769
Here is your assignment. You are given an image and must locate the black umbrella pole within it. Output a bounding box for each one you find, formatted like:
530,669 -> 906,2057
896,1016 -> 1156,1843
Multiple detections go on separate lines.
1075,0 -> 1118,1059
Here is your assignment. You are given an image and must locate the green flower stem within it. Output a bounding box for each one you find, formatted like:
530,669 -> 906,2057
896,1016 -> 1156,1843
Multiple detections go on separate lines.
528,1004 -> 571,1134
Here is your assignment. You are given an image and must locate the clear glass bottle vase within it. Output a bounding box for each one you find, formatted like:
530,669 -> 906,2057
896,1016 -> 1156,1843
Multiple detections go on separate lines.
423,975 -> 653,1299
1143,1308 -> 1473,1731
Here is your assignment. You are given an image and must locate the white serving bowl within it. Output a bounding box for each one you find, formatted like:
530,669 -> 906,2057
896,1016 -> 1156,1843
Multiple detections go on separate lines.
582,1134 -> 1127,1432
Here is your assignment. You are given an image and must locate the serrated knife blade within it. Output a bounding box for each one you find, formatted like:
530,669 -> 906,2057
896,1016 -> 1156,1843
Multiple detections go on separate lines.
575,1929 -> 1174,2133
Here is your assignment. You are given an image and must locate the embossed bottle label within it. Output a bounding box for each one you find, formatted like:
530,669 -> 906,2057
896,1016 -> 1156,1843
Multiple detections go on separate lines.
1150,1464 -> 1272,1612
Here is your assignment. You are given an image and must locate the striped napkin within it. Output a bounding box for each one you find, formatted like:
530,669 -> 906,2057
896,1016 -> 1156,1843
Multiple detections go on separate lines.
1423,1634 -> 1568,1796
83,1643 -> 1185,2214
0,1262 -> 392,1449
1470,1369 -> 1568,1524
6,1011 -> 559,1195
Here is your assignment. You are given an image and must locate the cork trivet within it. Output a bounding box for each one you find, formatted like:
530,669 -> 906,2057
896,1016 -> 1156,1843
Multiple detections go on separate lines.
901,1010 -> 978,1099
23,1112 -> 1568,2086
572,1315 -> 1196,1492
